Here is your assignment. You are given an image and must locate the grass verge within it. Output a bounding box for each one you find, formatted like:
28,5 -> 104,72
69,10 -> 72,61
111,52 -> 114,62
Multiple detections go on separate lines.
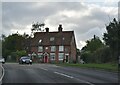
56,63 -> 118,72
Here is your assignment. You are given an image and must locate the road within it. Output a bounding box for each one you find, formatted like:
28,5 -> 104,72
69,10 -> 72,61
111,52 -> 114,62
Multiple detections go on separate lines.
2,63 -> 119,85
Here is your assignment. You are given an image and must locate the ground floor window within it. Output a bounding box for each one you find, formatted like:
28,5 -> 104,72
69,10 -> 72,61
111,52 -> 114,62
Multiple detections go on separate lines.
50,53 -> 55,60
38,53 -> 43,62
38,53 -> 43,58
59,53 -> 64,61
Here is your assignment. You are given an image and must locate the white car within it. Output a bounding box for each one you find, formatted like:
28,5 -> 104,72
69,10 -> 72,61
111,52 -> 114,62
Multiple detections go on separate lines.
0,58 -> 5,64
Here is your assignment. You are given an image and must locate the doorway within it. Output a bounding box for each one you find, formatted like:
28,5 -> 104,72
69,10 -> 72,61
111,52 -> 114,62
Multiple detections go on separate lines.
45,56 -> 48,63
66,55 -> 68,62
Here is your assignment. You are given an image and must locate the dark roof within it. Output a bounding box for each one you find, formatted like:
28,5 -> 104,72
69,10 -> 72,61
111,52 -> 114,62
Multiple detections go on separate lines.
31,31 -> 74,46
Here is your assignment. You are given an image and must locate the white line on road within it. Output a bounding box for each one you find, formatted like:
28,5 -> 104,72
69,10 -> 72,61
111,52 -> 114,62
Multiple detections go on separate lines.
40,68 -> 48,71
0,64 -> 5,85
54,71 -> 94,85
54,71 -> 74,79
74,78 -> 95,85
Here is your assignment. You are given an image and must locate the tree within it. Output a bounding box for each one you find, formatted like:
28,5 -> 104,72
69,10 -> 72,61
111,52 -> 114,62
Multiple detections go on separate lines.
82,35 -> 104,53
31,22 -> 45,33
103,18 -> 120,61
2,33 -> 27,61
81,35 -> 105,63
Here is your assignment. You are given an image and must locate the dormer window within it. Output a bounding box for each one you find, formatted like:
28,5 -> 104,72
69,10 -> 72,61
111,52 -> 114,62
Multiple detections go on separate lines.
50,37 -> 55,41
39,39 -> 42,43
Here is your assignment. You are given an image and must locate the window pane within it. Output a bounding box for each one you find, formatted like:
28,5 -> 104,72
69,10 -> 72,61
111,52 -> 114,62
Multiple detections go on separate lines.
50,53 -> 55,60
51,46 -> 56,52
59,53 -> 64,60
59,46 -> 64,51
38,53 -> 43,58
38,46 -> 43,52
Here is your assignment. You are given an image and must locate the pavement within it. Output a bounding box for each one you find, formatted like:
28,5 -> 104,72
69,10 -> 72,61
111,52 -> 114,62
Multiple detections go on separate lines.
2,63 -> 119,85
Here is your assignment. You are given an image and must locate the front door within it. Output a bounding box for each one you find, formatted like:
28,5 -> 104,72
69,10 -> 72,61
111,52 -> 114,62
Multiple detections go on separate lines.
45,56 -> 48,63
66,55 -> 69,63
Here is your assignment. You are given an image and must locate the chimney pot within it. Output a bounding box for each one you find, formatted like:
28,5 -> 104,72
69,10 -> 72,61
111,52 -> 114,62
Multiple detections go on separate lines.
45,27 -> 49,32
58,24 -> 63,32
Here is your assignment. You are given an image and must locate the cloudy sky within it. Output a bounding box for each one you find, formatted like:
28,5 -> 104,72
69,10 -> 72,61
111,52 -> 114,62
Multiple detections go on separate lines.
1,0 -> 119,49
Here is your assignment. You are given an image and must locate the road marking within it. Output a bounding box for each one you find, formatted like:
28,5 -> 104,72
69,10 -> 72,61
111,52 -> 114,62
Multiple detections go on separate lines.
0,64 -> 5,83
54,71 -> 94,85
53,65 -> 60,67
74,78 -> 95,85
54,71 -> 74,79
40,68 -> 48,71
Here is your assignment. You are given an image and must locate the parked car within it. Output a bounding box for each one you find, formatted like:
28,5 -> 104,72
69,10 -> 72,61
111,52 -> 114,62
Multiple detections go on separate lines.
19,56 -> 32,64
0,58 -> 5,64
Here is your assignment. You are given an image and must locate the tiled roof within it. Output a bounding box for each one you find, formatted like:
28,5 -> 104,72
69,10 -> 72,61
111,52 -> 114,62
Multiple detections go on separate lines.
31,31 -> 74,46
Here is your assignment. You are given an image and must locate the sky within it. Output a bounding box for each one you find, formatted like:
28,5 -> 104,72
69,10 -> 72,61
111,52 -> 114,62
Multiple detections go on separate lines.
0,0 -> 119,49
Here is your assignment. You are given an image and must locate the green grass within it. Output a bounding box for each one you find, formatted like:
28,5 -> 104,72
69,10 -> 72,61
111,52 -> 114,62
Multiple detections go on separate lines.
56,63 -> 118,72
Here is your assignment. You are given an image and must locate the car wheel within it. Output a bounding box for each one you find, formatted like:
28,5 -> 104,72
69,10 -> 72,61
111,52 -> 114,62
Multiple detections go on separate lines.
2,62 -> 5,64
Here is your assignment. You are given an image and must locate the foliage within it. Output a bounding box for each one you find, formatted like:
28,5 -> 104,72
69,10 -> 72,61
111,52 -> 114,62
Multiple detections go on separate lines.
57,63 -> 118,72
81,18 -> 119,64
31,22 -> 45,32
10,50 -> 27,61
93,47 -> 112,63
81,35 -> 105,63
82,35 -> 104,53
103,18 -> 120,61
2,33 -> 29,61
81,51 -> 94,63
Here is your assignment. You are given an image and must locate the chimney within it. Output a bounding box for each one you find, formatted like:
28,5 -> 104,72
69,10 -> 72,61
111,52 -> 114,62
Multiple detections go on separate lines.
58,24 -> 63,32
45,27 -> 49,32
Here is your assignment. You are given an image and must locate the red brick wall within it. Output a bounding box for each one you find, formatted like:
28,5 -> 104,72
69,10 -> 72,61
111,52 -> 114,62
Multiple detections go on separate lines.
31,44 -> 76,63
70,35 -> 77,63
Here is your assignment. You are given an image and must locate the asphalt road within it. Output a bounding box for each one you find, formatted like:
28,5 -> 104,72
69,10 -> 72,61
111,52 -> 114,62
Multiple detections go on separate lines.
2,63 -> 119,85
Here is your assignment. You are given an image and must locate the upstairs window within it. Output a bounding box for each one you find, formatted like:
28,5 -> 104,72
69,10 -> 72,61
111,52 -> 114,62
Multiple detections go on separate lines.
51,46 -> 56,52
50,37 -> 55,41
38,46 -> 43,52
59,46 -> 64,51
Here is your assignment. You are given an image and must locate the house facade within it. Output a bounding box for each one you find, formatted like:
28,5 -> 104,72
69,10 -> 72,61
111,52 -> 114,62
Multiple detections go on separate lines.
29,25 -> 77,63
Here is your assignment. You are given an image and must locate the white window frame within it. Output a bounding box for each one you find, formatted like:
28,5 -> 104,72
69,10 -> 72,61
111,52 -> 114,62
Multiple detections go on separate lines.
38,53 -> 43,58
58,53 -> 64,60
38,46 -> 43,52
59,46 -> 64,51
51,46 -> 56,52
50,53 -> 55,60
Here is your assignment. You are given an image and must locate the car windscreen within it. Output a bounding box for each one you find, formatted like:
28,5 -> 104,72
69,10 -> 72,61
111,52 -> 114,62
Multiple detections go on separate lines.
21,57 -> 30,59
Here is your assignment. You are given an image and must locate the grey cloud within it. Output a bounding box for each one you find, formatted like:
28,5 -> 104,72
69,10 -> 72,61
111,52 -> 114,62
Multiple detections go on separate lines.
2,2 -> 118,49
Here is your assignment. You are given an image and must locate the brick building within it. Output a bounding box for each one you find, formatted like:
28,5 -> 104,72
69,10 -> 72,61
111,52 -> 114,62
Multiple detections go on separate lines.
29,25 -> 77,63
